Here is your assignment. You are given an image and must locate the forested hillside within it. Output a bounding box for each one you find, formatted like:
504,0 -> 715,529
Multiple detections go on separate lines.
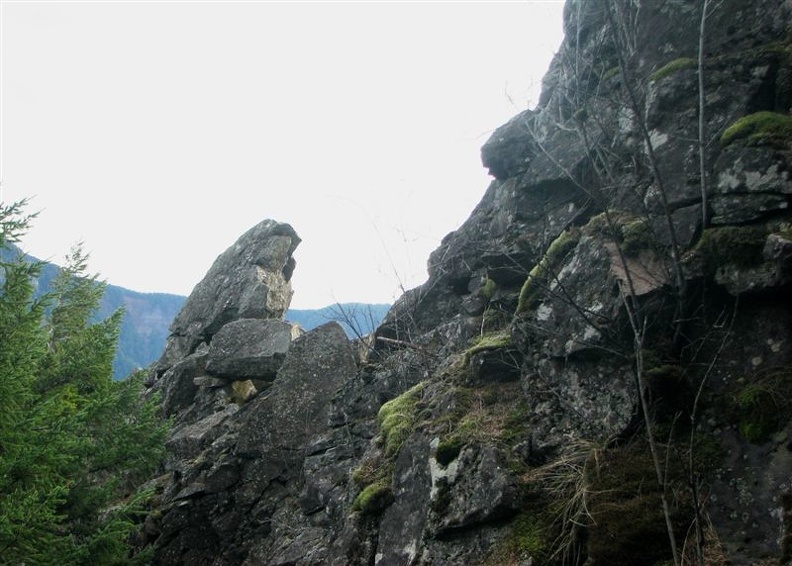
1,244 -> 184,379
0,201 -> 167,563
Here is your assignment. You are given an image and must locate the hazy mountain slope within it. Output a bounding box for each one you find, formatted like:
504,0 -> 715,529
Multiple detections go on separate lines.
3,245 -> 388,378
286,303 -> 391,339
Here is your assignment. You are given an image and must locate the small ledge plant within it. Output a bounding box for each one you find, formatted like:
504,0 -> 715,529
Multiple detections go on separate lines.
731,366 -> 792,443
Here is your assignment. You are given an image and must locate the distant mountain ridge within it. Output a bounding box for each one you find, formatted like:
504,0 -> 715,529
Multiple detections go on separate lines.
2,245 -> 186,379
3,246 -> 389,378
287,303 -> 391,341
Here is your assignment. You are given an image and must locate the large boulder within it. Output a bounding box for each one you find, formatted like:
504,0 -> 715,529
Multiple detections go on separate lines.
236,322 -> 358,457
153,219 -> 300,379
205,318 -> 297,380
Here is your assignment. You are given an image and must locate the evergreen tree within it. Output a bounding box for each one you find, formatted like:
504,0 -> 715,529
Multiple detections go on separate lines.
0,201 -> 167,564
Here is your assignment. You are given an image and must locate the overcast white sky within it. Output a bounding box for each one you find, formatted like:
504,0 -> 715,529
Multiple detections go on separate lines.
1,0 -> 564,309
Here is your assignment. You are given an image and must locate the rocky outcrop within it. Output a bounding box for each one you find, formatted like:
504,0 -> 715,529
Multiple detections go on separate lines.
137,1 -> 792,564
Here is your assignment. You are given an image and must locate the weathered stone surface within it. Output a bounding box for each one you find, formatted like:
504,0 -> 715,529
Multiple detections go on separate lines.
236,322 -> 357,457
521,355 -> 635,457
158,350 -> 206,417
153,219 -> 299,378
205,318 -> 294,379
164,408 -> 236,467
518,235 -> 625,358
428,444 -> 519,536
375,436 -> 432,566
711,192 -> 790,225
480,109 -> 536,180
144,323 -> 358,565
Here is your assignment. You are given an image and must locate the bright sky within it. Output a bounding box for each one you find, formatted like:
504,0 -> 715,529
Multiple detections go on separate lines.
0,0 -> 564,309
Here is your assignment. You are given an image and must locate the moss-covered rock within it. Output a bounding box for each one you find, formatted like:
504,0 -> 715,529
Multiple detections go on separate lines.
586,443 -> 687,566
583,210 -> 656,256
435,438 -> 463,467
482,277 -> 497,300
462,331 -> 513,368
621,218 -> 653,255
351,479 -> 394,516
720,111 -> 792,147
730,366 -> 792,443
516,229 -> 581,314
689,225 -> 768,274
378,381 -> 427,456
484,511 -> 549,566
650,57 -> 697,82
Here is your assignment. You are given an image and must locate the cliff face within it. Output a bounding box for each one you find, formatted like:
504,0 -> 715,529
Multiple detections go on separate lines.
138,1 -> 792,564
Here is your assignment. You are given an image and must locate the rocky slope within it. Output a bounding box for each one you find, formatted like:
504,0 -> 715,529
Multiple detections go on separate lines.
136,1 -> 792,564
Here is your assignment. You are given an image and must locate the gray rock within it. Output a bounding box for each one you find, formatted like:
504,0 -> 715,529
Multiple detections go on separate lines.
429,444 -> 519,536
159,351 -> 206,417
205,318 -> 295,379
236,322 -> 357,457
376,435 -> 432,566
480,109 -> 536,180
153,219 -> 299,378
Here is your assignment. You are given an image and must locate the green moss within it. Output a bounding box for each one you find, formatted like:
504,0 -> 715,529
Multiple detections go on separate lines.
621,219 -> 653,255
351,457 -> 388,489
650,57 -> 697,81
720,111 -> 792,147
351,479 -> 394,515
587,442 -> 687,565
481,307 -> 511,333
732,366 -> 792,443
691,225 -> 767,274
435,438 -> 463,466
484,512 -> 549,565
516,229 -> 580,314
583,210 -> 656,255
602,66 -> 621,81
463,331 -> 512,365
511,513 -> 548,559
351,467 -> 367,487
431,383 -> 530,451
481,277 -> 497,300
583,211 -> 612,237
776,226 -> 792,241
583,209 -> 635,239
377,382 -> 426,456
690,433 -> 726,479
501,402 -> 532,444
